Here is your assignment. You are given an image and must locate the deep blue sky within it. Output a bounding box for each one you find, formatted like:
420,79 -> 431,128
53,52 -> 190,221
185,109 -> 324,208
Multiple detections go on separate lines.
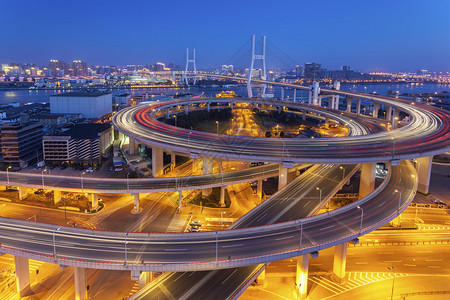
2,0 -> 450,72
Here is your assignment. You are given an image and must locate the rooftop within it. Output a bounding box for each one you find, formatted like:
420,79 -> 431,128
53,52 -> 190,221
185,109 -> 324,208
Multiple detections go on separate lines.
51,92 -> 111,97
57,123 -> 112,139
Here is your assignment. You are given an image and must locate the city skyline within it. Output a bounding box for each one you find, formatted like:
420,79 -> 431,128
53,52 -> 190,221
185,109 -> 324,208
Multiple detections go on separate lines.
2,0 -> 450,72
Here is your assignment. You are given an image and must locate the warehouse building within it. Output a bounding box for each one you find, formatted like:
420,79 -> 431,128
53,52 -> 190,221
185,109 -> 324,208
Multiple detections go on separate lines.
50,92 -> 112,119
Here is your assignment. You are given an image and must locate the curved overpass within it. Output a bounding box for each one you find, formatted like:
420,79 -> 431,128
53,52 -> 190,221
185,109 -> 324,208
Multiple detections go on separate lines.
113,97 -> 450,164
0,161 -> 416,272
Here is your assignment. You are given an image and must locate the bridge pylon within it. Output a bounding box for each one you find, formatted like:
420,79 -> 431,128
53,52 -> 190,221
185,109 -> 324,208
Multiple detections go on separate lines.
247,34 -> 267,98
182,48 -> 197,86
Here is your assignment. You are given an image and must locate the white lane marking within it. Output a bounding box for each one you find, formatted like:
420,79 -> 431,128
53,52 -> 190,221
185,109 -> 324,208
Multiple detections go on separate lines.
320,225 -> 335,231
355,262 -> 368,265
222,244 -> 244,248
426,259 -> 443,262
221,269 -> 238,285
428,266 -> 441,268
303,200 -> 311,207
164,249 -> 187,251
275,235 -> 294,241
384,260 -> 402,263
378,201 -> 386,207
377,252 -> 394,254
403,264 -> 416,267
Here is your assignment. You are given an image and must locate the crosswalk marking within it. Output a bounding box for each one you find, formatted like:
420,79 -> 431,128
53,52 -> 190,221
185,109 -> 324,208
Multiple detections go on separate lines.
310,272 -> 410,299
128,282 -> 140,297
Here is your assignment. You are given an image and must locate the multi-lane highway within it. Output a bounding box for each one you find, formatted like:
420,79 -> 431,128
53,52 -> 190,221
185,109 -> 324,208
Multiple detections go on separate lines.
113,95 -> 450,164
0,163 -> 280,194
130,164 -> 359,299
0,161 -> 417,272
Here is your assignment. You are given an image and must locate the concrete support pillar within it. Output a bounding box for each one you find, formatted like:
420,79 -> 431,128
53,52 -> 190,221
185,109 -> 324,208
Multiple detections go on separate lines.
202,157 -> 214,197
18,186 -> 27,200
328,96 -> 334,109
129,137 -> 136,155
230,102 -> 233,110
296,255 -> 309,300
281,87 -> 284,100
293,89 -> 297,102
302,110 -> 306,121
207,102 -> 210,112
256,268 -> 266,285
387,105 -> 392,121
133,193 -> 140,213
332,242 -> 347,283
138,271 -> 153,288
91,193 -> 98,210
152,146 -> 164,177
54,190 -> 61,204
417,156 -> 432,194
392,108 -> 400,129
373,103 -> 379,118
257,179 -> 263,199
309,82 -> 320,106
318,96 -> 322,107
171,153 -> 176,167
220,186 -> 226,207
185,104 -> 189,115
359,163 -> 376,199
166,109 -> 169,119
356,99 -> 361,114
346,99 -> 352,112
15,256 -> 30,297
74,267 -> 87,300
278,164 -> 288,190
278,106 -> 281,114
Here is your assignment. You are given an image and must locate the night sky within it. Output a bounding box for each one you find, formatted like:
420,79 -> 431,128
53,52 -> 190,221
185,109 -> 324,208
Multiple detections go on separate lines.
2,0 -> 450,72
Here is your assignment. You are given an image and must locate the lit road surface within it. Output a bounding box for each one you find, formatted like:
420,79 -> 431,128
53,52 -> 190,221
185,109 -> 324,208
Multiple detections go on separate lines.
113,95 -> 450,164
0,163 -> 280,194
0,161 -> 416,273
131,164 -> 359,299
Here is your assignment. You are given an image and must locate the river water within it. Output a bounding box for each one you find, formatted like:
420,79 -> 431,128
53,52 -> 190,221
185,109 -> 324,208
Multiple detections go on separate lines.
1,83 -> 449,105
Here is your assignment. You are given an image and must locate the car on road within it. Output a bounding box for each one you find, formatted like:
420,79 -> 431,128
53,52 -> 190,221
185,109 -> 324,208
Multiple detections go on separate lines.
188,227 -> 201,232
190,220 -> 202,227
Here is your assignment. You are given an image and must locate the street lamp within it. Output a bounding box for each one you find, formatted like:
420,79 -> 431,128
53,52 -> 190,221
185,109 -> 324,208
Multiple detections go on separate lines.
41,168 -> 47,189
53,227 -> 60,260
215,231 -> 219,265
81,172 -> 85,189
316,187 -> 322,206
391,137 -> 395,158
387,266 -> 396,300
6,165 -> 12,185
298,220 -> 303,252
125,232 -> 130,265
221,211 -> 226,229
357,206 -> 364,235
339,166 -> 345,180
188,131 -> 192,152
216,121 -> 219,134
394,189 -> 402,212
174,115 -> 177,127
127,172 -> 130,191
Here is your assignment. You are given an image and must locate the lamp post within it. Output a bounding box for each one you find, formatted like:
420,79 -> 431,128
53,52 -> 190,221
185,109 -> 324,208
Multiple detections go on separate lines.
216,121 -> 219,134
391,137 -> 396,158
41,168 -> 47,189
357,206 -> 364,235
215,231 -> 218,265
52,227 -> 60,260
81,172 -> 85,190
340,166 -> 345,180
221,211 -> 225,229
316,187 -> 322,206
174,115 -> 177,127
188,131 -> 192,152
394,189 -> 402,211
127,172 -> 130,191
387,266 -> 396,300
298,220 -> 303,252
125,232 -> 129,265
6,165 -> 12,185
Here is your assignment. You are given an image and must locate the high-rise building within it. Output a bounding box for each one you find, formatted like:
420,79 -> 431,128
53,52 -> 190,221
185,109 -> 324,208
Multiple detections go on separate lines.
295,65 -> 302,78
342,66 -> 351,72
304,63 -> 321,80
49,59 -> 70,77
1,122 -> 44,168
72,60 -> 88,76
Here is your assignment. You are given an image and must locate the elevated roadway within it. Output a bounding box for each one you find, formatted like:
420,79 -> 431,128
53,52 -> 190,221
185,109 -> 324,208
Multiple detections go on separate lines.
114,96 -> 450,164
0,161 -> 417,272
